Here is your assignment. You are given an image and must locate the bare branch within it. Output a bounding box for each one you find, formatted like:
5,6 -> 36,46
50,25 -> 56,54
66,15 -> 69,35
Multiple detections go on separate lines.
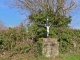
5,0 -> 78,15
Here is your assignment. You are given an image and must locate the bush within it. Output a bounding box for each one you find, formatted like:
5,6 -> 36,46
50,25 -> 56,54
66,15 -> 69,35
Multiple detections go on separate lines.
37,38 -> 43,56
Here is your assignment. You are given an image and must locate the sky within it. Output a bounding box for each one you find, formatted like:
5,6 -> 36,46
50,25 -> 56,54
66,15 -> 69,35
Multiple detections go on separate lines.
0,0 -> 27,27
0,0 -> 80,29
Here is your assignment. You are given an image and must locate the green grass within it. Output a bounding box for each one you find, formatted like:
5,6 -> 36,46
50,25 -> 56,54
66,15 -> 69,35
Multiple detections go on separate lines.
65,54 -> 80,60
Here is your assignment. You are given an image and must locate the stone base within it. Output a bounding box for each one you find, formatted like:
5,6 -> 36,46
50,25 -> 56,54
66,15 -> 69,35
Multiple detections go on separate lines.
42,38 -> 59,58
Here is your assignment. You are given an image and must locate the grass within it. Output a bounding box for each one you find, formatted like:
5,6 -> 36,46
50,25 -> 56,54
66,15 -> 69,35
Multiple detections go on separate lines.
0,51 -> 80,60
57,51 -> 80,60
65,54 -> 80,60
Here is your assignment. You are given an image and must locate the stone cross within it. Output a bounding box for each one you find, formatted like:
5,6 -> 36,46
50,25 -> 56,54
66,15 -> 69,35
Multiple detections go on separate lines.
38,17 -> 51,37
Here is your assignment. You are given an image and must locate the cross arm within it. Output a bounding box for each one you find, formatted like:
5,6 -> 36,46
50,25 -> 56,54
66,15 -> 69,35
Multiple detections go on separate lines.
38,24 -> 45,26
51,24 -> 58,27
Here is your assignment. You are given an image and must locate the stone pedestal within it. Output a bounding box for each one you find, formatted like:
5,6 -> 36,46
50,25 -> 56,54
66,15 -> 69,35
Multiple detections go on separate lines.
42,38 -> 59,58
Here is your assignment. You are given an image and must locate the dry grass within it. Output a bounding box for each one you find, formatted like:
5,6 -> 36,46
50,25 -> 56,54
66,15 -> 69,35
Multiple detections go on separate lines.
0,52 -> 62,60
1,51 -> 80,60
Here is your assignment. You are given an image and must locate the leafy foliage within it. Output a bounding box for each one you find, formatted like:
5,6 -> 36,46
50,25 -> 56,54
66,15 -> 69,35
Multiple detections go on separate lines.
28,10 -> 71,39
0,25 -> 30,54
28,10 -> 78,53
29,10 -> 71,27
0,21 -> 80,55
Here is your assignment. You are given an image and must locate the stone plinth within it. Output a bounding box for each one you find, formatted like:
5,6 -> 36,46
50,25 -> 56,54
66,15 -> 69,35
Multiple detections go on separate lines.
42,38 -> 59,58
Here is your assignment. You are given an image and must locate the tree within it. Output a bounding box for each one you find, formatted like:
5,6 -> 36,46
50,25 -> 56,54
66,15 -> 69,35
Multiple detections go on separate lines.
4,0 -> 76,38
5,0 -> 73,36
5,0 -> 78,15
4,0 -> 79,28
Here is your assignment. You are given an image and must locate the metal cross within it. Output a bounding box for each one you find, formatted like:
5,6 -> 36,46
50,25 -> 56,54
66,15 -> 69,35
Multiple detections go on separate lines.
38,16 -> 51,38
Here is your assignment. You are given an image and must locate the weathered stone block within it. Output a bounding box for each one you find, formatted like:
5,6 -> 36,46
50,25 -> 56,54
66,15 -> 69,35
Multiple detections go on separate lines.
42,38 -> 59,58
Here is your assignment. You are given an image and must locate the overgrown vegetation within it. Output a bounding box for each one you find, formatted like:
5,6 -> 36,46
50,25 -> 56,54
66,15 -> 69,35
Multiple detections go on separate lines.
1,9 -> 80,60
28,10 -> 74,54
1,0 -> 80,60
0,20 -> 80,60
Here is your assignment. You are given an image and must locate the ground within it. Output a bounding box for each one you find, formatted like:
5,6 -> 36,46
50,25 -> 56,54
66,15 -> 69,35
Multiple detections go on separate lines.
0,51 -> 80,60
